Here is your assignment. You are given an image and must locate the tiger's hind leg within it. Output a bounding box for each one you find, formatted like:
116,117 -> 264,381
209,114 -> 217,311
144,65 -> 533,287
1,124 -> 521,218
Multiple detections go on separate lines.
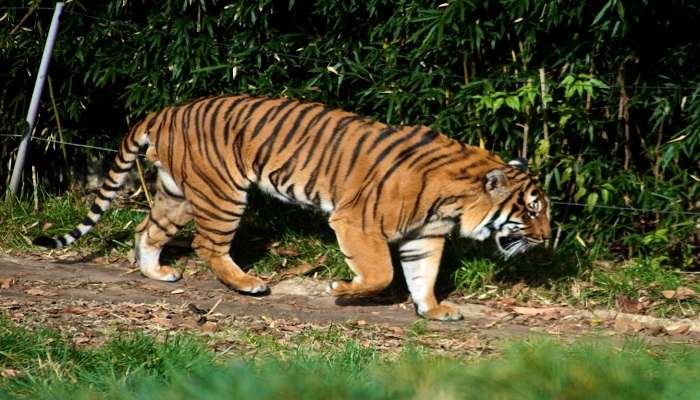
134,183 -> 192,282
189,192 -> 268,294
326,217 -> 394,297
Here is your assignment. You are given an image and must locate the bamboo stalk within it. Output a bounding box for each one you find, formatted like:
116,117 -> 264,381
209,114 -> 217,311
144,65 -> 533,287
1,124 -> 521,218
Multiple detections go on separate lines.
9,4 -> 37,35
462,55 -> 469,85
585,64 -> 594,111
134,158 -> 153,208
517,122 -> 530,158
617,64 -> 631,171
47,76 -> 70,175
32,166 -> 38,211
653,122 -> 664,181
538,68 -> 549,141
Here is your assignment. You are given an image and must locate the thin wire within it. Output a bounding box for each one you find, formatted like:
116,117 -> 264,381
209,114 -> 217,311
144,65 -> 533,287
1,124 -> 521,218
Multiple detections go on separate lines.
2,134 -> 697,216
3,6 -> 698,92
552,201 -> 700,217
1,133 -> 118,153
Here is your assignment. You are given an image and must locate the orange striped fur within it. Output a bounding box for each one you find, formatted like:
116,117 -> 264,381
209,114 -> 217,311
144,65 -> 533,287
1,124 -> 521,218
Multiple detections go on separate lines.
34,94 -> 551,320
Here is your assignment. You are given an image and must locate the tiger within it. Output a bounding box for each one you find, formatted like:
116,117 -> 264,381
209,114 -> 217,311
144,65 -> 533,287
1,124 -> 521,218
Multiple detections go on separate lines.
33,94 -> 551,321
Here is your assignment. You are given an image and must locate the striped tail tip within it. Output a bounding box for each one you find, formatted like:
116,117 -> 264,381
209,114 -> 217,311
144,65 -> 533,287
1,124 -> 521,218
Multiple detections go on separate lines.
32,236 -> 60,249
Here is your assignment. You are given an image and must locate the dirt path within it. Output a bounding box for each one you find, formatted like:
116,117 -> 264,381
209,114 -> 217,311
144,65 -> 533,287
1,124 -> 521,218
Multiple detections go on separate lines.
1,254 -> 698,355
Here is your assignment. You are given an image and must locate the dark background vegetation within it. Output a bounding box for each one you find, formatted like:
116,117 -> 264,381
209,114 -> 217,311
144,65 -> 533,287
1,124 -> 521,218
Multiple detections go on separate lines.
1,0 -> 698,266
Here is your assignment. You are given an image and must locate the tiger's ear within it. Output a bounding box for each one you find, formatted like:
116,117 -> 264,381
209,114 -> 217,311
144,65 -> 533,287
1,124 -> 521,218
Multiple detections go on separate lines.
485,169 -> 508,193
508,157 -> 528,172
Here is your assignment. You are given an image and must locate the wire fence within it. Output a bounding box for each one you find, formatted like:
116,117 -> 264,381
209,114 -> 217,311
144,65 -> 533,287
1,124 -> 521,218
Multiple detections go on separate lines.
2,6 -> 699,93
2,132 -> 698,217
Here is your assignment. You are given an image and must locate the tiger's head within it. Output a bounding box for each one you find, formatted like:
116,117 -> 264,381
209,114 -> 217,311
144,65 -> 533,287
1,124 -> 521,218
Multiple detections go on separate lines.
460,157 -> 551,258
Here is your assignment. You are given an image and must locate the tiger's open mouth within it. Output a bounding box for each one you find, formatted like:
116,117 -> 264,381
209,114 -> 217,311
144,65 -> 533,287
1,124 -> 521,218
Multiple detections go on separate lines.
495,234 -> 534,259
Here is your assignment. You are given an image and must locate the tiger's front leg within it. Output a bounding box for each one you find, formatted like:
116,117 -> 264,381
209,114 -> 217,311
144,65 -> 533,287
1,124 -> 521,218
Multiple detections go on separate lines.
399,237 -> 463,321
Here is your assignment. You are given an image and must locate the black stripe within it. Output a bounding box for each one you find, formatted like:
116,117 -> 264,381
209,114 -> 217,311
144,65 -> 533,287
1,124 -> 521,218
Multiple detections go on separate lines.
81,216 -> 96,227
268,135 -> 311,188
112,164 -> 131,173
345,131 -> 371,178
189,161 -> 246,206
148,214 -> 168,232
370,126 -> 423,170
202,226 -> 239,237
302,116 -> 356,201
145,112 -> 160,131
252,101 -> 303,176
102,182 -> 120,191
372,129 -> 439,218
103,174 -> 120,187
186,183 -> 245,219
223,96 -> 252,144
68,228 -> 82,239
300,117 -> 332,169
194,227 -> 235,246
154,107 -> 174,153
278,104 -> 321,153
97,190 -> 112,202
367,126 -> 399,151
90,203 -> 103,214
399,251 -> 432,262
323,116 -> 363,175
161,184 -> 185,199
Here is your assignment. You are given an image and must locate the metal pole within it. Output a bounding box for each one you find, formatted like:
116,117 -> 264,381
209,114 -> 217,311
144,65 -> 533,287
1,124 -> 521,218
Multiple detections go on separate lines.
9,2 -> 64,196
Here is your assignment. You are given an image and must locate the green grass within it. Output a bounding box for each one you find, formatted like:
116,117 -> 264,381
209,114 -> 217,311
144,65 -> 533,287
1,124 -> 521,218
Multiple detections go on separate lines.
2,189 -> 699,317
1,316 -> 700,399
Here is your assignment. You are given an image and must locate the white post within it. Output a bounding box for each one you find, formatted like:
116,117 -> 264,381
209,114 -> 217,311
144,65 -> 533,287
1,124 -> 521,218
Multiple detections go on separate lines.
9,2 -> 64,196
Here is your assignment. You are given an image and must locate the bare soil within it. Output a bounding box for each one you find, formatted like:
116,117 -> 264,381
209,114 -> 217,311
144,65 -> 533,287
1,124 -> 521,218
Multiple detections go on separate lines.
1,254 -> 698,357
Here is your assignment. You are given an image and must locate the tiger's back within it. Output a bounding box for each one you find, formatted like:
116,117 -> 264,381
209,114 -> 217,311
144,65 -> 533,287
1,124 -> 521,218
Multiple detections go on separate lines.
35,94 -> 551,321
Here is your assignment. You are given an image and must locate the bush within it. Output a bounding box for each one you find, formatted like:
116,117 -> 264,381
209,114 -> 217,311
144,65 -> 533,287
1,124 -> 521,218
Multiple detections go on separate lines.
1,0 -> 697,264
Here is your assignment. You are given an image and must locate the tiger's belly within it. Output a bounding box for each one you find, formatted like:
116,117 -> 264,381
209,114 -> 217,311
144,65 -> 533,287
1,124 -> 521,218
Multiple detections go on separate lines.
256,178 -> 335,214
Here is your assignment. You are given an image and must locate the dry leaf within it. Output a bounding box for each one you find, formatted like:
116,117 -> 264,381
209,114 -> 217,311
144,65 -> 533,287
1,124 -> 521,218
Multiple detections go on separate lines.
661,287 -> 698,300
152,316 -> 172,328
498,297 -> 517,307
200,321 -> 218,333
0,277 -> 15,289
1,369 -> 21,378
614,318 -> 643,333
661,290 -> 676,299
271,246 -> 300,257
63,306 -> 89,315
510,282 -> 526,295
615,295 -> 642,313
72,336 -> 92,346
665,323 -> 690,336
25,287 -> 57,296
282,262 -> 319,278
513,306 -> 544,316
674,287 -> 697,300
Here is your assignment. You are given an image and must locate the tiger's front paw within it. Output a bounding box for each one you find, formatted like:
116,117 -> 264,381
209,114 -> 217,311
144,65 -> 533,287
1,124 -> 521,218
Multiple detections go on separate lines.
419,301 -> 463,321
141,264 -> 182,282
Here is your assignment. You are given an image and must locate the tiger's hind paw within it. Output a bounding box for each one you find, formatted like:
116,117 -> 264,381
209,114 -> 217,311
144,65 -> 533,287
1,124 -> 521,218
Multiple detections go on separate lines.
141,265 -> 182,282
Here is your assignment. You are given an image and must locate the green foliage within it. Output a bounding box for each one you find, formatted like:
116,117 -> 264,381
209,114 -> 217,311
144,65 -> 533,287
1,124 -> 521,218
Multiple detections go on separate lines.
2,317 -> 700,399
453,258 -> 499,293
1,0 -> 698,266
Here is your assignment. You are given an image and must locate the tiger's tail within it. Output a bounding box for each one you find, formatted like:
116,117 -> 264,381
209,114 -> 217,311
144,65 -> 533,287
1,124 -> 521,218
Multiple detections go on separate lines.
33,118 -> 153,249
